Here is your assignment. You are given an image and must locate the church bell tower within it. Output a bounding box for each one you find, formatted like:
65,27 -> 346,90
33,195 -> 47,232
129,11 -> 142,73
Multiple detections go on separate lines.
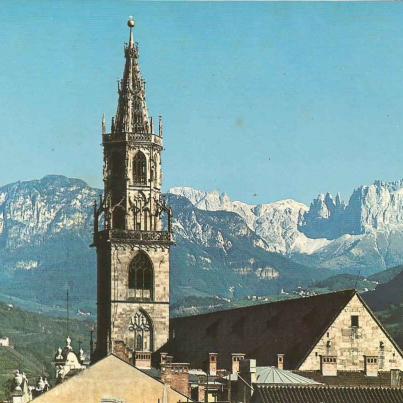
93,18 -> 173,364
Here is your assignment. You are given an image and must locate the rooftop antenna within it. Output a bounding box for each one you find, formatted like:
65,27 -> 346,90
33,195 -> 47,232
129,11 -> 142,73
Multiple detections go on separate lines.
354,270 -> 361,290
90,327 -> 95,363
66,289 -> 70,336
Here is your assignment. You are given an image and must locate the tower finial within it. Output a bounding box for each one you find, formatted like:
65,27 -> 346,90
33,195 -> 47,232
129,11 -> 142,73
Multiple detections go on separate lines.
102,113 -> 106,135
128,17 -> 135,48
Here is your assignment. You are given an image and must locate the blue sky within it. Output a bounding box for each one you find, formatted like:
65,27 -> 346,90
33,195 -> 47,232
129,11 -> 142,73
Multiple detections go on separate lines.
1,2 -> 403,205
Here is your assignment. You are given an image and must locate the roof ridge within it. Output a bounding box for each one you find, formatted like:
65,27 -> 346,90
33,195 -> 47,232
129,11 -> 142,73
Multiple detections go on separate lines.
173,289 -> 357,321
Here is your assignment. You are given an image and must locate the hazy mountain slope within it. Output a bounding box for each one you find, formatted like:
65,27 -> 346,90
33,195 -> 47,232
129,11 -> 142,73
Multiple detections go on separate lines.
0,176 -> 323,314
368,265 -> 403,283
0,176 -> 98,313
168,194 -> 325,302
363,270 -> 403,311
2,176 -> 403,314
310,265 -> 403,294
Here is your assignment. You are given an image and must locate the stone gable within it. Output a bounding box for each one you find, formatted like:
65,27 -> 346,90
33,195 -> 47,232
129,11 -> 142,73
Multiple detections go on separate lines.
299,294 -> 403,371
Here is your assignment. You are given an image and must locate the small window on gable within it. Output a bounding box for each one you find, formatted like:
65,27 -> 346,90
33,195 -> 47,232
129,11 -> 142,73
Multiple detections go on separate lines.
351,315 -> 359,328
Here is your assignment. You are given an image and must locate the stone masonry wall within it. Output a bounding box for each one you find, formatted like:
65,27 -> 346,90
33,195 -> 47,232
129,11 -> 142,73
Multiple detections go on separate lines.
110,243 -> 170,352
299,295 -> 403,371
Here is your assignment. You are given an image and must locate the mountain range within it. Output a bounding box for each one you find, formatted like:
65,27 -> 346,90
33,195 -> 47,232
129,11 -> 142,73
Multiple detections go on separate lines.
1,175 -> 403,314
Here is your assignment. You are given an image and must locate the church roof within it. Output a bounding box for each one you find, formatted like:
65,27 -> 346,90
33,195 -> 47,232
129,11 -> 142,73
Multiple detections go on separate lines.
251,385 -> 403,403
255,367 -> 320,385
166,290 -> 357,370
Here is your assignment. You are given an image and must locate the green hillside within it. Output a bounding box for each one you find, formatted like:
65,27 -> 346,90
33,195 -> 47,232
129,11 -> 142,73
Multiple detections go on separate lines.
313,273 -> 376,292
0,302 -> 92,401
0,347 -> 44,401
368,265 -> 403,284
310,265 -> 403,294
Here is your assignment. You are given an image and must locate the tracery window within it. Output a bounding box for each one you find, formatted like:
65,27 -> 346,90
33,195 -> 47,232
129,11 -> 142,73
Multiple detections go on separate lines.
128,311 -> 153,352
133,151 -> 147,185
128,252 -> 153,300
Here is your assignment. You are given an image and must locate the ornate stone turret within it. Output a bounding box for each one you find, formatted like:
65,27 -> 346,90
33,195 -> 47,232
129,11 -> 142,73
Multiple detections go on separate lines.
93,18 -> 173,364
11,370 -> 32,403
54,336 -> 86,383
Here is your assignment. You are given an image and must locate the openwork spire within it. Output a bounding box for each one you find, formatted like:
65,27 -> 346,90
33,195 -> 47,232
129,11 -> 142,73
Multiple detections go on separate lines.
113,18 -> 150,134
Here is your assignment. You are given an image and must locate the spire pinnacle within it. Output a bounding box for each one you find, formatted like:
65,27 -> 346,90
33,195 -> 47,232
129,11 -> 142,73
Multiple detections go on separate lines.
128,17 -> 135,48
102,113 -> 106,135
113,17 -> 150,134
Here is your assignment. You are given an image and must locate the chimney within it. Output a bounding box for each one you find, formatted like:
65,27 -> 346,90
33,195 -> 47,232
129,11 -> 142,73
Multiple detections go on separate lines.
160,352 -> 168,366
209,353 -> 217,376
134,351 -> 151,369
390,369 -> 401,388
231,353 -> 245,374
277,354 -> 285,370
321,355 -> 337,376
161,362 -> 190,398
364,356 -> 378,377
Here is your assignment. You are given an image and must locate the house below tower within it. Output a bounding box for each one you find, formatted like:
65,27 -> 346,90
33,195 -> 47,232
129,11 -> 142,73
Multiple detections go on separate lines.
163,289 -> 402,384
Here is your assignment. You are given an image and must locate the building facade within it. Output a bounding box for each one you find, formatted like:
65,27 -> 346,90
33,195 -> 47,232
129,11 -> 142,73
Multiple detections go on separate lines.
93,19 -> 173,362
167,290 -> 403,374
298,293 -> 401,372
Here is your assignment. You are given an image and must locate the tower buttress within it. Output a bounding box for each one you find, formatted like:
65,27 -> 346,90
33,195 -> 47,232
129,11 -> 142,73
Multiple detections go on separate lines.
93,18 -> 173,365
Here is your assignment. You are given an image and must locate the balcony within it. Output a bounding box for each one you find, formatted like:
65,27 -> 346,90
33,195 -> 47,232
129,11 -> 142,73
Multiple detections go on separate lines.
95,229 -> 173,245
102,132 -> 163,147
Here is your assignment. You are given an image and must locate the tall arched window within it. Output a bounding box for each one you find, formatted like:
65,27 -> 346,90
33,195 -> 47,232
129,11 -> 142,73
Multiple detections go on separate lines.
128,311 -> 153,352
133,152 -> 147,185
128,252 -> 153,300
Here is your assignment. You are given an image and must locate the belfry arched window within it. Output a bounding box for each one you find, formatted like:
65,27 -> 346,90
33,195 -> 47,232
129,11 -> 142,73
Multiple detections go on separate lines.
128,311 -> 153,352
133,151 -> 147,185
128,252 -> 153,300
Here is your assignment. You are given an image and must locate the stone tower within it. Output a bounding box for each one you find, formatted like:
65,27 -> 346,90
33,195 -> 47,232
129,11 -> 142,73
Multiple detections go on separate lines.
93,19 -> 173,364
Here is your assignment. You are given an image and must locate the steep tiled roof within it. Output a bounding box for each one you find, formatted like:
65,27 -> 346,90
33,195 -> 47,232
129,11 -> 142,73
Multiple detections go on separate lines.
251,385 -> 403,403
166,290 -> 356,370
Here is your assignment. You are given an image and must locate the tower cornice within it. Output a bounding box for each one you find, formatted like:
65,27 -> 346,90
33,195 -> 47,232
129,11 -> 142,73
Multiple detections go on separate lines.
102,132 -> 163,149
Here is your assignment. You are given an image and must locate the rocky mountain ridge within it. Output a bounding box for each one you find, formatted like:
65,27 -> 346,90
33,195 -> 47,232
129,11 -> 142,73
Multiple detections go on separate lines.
171,181 -> 403,272
1,176 -> 403,314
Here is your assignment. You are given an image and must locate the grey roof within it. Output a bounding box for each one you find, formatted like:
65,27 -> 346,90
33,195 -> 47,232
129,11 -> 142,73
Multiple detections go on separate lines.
251,385 -> 403,403
255,367 -> 320,385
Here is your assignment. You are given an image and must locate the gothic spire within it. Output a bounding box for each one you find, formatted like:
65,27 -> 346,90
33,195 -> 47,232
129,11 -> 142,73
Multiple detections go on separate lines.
113,18 -> 150,134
